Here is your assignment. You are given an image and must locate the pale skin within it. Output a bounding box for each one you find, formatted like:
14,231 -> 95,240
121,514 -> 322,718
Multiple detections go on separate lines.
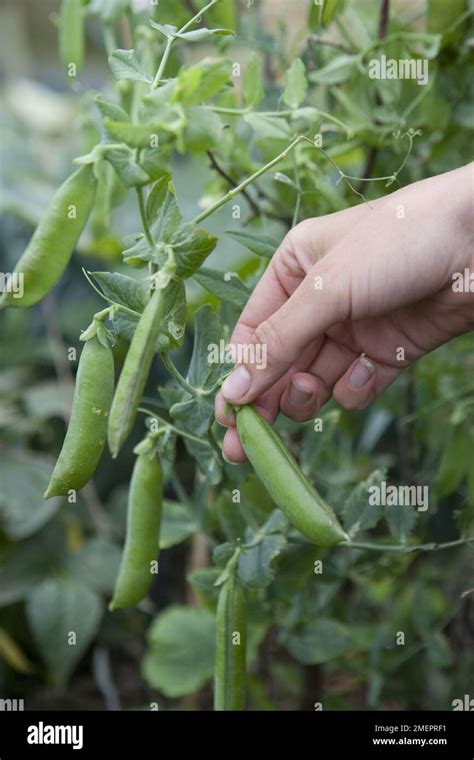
216,163 -> 474,463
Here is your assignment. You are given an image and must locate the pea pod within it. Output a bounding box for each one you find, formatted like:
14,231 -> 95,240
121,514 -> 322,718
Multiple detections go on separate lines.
109,450 -> 162,610
1,165 -> 97,309
59,0 -> 85,76
44,336 -> 114,499
236,405 -> 349,546
214,566 -> 246,711
108,288 -> 165,458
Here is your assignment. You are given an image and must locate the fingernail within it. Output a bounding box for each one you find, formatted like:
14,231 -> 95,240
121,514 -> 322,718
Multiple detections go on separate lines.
289,382 -> 313,406
221,366 -> 251,401
349,357 -> 375,389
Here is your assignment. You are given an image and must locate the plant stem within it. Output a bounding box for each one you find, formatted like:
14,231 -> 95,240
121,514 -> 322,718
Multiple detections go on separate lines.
160,352 -> 197,396
138,407 -> 211,446
341,537 -> 474,553
192,135 -> 304,225
136,186 -> 154,248
152,37 -> 173,87
151,0 -> 223,87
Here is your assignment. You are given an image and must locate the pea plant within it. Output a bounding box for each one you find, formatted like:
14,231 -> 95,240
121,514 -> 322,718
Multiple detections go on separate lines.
1,0 -> 473,710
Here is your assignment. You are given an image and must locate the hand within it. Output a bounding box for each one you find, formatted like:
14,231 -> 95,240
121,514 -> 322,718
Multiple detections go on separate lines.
216,163 -> 474,463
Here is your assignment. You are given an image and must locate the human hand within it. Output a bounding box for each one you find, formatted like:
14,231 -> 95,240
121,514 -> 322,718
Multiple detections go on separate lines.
216,163 -> 474,463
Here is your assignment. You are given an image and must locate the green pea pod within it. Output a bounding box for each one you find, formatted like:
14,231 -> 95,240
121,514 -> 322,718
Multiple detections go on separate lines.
108,288 -> 165,458
110,451 -> 163,610
1,165 -> 97,309
59,0 -> 85,76
214,568 -> 246,711
236,405 -> 349,546
44,336 -> 114,499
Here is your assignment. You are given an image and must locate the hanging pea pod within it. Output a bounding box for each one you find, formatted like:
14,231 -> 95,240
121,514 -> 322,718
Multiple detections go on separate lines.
44,334 -> 114,499
214,558 -> 247,711
59,0 -> 85,77
236,404 -> 349,546
1,165 -> 97,309
110,441 -> 163,610
108,287 -> 165,457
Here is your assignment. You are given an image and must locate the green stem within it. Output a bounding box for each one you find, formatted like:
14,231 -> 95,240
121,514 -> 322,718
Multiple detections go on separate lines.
203,105 -> 350,133
137,407 -> 211,446
151,0 -> 223,88
152,37 -> 173,87
341,537 -> 474,553
160,352 -> 197,396
191,135 -> 304,225
103,24 -> 118,57
136,186 -> 155,249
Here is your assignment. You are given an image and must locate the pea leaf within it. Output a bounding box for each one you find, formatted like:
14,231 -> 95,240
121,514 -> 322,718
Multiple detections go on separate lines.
173,28 -> 234,42
0,452 -> 61,539
26,578 -> 103,682
243,52 -> 265,108
342,468 -> 387,539
143,606 -> 215,697
244,112 -> 290,140
178,107 -> 223,153
169,222 -> 218,279
65,539 -> 122,595
108,49 -> 152,83
160,500 -> 198,548
193,267 -> 251,308
105,146 -> 150,187
112,281 -> 187,352
176,58 -> 233,107
225,229 -> 280,259
309,55 -> 358,85
91,271 -> 147,313
104,118 -> 182,148
385,502 -> 418,544
283,619 -> 351,664
95,96 -> 130,122
283,58 -> 307,109
151,180 -> 183,241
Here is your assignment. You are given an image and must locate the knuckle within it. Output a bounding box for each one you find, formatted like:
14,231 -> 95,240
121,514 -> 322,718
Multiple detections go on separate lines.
254,318 -> 285,365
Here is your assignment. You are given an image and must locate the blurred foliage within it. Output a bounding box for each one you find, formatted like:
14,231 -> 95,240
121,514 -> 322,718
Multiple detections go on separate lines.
0,0 -> 473,711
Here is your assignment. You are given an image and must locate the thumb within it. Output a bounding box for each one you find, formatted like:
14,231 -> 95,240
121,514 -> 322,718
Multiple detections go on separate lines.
221,254 -> 349,404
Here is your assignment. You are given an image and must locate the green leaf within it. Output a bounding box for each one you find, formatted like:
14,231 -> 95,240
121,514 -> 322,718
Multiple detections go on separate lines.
385,502 -> 418,543
142,606 -> 215,697
0,525 -> 67,607
225,229 -> 280,259
91,271 -> 147,313
243,52 -> 265,108
193,267 -> 251,308
309,54 -> 358,85
65,539 -> 122,595
95,96 -> 130,122
239,532 -> 286,588
160,499 -> 198,548
26,578 -> 103,682
178,107 -> 223,153
105,146 -> 150,187
244,112 -> 290,139
149,21 -> 178,38
283,619 -> 351,664
342,469 -> 387,539
215,492 -> 247,542
173,27 -> 234,42
188,568 -> 221,611
176,58 -> 233,107
112,280 -> 187,352
151,180 -> 183,241
320,0 -> 342,27
283,58 -> 307,109
89,0 -> 130,23
169,222 -> 218,279
108,49 -> 152,83
104,119 -> 174,148
0,452 -> 61,539
436,424 -> 468,497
